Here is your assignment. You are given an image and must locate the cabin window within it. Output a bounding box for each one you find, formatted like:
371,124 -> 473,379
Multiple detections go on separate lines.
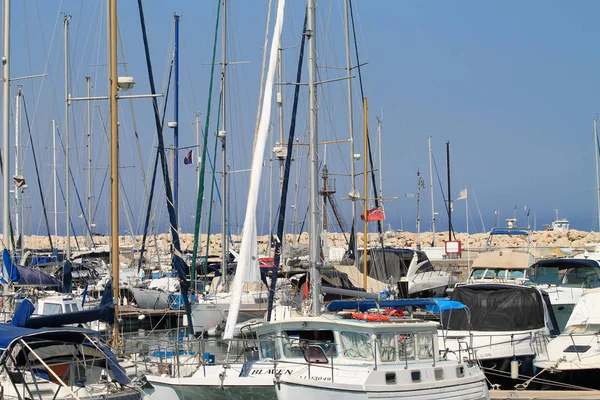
563,267 -> 600,287
259,333 -> 280,360
341,331 -> 373,360
398,334 -> 415,361
377,334 -> 396,362
498,270 -> 525,280
530,266 -> 559,284
282,330 -> 336,358
471,269 -> 495,280
416,333 -> 434,360
42,303 -> 62,315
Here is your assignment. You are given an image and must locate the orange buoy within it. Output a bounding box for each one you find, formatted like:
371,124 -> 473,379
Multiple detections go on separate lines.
351,313 -> 390,322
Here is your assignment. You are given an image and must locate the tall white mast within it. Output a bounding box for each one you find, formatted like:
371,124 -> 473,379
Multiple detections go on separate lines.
86,75 -> 92,248
428,136 -> 435,246
307,0 -> 321,316
344,0 -> 357,267
595,117 -> 600,231
52,120 -> 58,246
63,15 -> 71,260
2,0 -> 11,252
14,85 -> 22,257
219,0 -> 229,287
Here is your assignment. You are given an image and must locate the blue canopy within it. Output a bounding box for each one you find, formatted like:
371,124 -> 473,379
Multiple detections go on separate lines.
425,300 -> 466,314
327,298 -> 439,312
489,228 -> 530,236
0,324 -> 128,384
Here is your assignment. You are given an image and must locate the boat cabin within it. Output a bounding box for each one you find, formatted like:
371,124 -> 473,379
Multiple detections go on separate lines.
468,250 -> 533,284
34,295 -> 82,316
255,315 -> 440,366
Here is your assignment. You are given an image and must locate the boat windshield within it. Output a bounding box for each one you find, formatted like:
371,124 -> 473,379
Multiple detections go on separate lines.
529,265 -> 600,287
281,330 -> 336,358
471,269 -> 496,280
563,323 -> 600,334
552,304 -> 576,333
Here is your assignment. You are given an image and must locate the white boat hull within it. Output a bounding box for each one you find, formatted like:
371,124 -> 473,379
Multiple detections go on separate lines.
275,363 -> 489,400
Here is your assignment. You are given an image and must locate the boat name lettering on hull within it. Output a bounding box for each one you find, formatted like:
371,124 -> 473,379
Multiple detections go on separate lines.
251,369 -> 293,375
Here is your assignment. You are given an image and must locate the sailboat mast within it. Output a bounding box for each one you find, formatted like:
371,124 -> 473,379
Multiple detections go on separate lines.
428,137 -> 435,246
2,0 -> 10,254
362,97 -> 368,290
377,116 -> 383,203
196,112 -> 201,194
595,117 -> 600,231
446,140 -> 451,241
416,169 -> 422,250
86,75 -> 92,248
109,0 -> 120,348
173,14 -> 180,222
220,0 -> 229,286
277,47 -> 284,192
307,0 -> 321,316
344,0 -> 357,268
63,16 -> 71,260
52,120 -> 58,245
14,85 -> 21,257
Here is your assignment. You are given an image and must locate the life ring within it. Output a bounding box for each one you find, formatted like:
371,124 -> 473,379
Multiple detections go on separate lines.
351,313 -> 390,322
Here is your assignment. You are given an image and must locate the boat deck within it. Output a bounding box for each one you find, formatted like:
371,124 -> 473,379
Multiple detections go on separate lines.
491,390 -> 600,399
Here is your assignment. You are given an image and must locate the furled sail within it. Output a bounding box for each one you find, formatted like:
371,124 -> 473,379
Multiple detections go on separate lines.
223,0 -> 286,339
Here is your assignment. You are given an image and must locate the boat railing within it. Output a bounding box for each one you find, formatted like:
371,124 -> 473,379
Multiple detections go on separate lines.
124,328 -> 270,379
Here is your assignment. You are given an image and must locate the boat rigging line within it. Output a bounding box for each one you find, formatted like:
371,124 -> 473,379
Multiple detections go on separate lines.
191,0 -> 223,288
21,92 -> 55,251
267,11 -> 308,322
136,0 -> 194,336
348,0 -> 387,267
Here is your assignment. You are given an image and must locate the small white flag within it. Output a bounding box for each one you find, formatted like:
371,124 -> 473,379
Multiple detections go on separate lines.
456,188 -> 468,201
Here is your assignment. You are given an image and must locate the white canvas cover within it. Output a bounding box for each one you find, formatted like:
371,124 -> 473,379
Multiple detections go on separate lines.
148,277 -> 180,293
565,287 -> 600,329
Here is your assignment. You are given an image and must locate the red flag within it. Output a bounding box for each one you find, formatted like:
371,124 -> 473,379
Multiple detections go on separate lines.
360,206 -> 385,222
184,150 -> 193,165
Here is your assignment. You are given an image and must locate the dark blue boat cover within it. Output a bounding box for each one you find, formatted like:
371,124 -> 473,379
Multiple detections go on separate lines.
23,281 -> 114,329
1,249 -> 61,287
0,324 -> 128,384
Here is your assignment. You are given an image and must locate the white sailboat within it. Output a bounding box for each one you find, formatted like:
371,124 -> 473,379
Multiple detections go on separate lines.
189,0 -> 272,334
139,0 -> 288,396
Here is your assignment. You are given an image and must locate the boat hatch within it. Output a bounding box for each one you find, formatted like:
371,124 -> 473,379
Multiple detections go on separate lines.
564,345 -> 591,353
302,345 -> 328,363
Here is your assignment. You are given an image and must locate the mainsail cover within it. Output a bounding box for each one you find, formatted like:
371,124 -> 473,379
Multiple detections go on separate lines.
223,0 -> 286,339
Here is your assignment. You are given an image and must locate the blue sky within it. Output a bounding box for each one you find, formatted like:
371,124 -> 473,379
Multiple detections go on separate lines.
4,0 -> 600,240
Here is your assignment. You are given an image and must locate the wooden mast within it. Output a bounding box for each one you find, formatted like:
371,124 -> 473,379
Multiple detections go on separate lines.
109,0 -> 120,350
